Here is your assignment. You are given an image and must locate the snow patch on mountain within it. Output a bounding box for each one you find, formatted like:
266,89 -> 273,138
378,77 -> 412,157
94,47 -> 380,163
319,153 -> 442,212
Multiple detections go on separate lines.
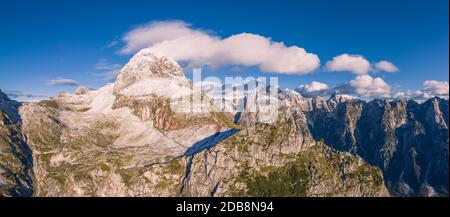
114,49 -> 187,95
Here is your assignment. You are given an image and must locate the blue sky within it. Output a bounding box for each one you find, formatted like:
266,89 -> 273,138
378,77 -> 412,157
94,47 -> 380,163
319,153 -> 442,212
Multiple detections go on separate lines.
0,0 -> 448,101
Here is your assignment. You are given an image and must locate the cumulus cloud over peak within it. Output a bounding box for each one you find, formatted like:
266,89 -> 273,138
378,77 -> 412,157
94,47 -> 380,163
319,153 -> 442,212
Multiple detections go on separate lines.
349,75 -> 391,97
296,75 -> 392,99
393,80 -> 449,102
423,80 -> 449,95
374,60 -> 399,73
120,20 -> 320,74
325,54 -> 371,75
296,81 -> 329,97
298,81 -> 329,92
295,77 -> 448,102
121,21 -> 195,54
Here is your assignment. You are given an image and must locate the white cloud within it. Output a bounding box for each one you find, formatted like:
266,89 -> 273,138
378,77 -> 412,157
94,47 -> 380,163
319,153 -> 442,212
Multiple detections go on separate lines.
120,20 -> 320,74
374,60 -> 399,73
348,75 -> 391,97
423,80 -> 449,95
326,55 -> 399,74
46,77 -> 79,86
297,81 -> 328,93
386,80 -> 448,102
294,78 -> 447,101
296,81 -> 330,97
393,90 -> 430,102
295,75 -> 391,99
325,54 -> 371,75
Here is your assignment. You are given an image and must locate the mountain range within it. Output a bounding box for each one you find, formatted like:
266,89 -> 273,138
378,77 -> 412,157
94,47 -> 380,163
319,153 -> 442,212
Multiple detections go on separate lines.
1,49 -> 448,197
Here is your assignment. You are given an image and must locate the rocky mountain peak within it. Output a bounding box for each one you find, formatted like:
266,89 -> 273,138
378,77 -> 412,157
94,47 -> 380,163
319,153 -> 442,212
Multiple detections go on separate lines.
113,49 -> 187,94
281,88 -> 304,101
74,86 -> 91,95
311,96 -> 329,110
0,89 -> 21,123
329,91 -> 354,104
0,89 -> 10,102
423,97 -> 449,129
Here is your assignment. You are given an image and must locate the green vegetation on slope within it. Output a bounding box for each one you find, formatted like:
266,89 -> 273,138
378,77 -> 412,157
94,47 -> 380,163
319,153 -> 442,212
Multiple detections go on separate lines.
231,143 -> 385,197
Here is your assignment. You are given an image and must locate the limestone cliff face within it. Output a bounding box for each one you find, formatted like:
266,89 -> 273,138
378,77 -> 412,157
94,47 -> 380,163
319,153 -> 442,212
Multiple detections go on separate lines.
306,93 -> 449,196
181,91 -> 388,197
0,93 -> 33,196
184,141 -> 388,197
